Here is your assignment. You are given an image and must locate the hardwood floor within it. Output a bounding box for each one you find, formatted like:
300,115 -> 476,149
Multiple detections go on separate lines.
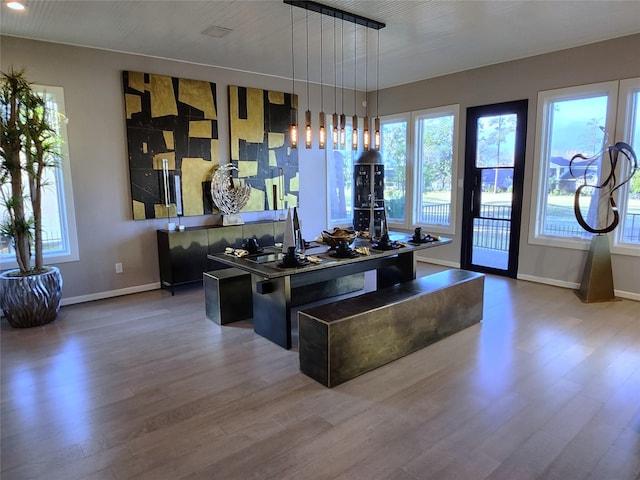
1,264 -> 639,479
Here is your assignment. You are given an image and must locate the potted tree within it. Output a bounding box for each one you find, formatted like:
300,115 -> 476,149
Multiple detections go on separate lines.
0,68 -> 63,328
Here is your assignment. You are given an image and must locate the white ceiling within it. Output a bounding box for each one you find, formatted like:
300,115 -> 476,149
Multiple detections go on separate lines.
2,0 -> 640,90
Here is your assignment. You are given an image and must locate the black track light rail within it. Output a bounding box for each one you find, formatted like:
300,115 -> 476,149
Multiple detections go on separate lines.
284,0 -> 385,30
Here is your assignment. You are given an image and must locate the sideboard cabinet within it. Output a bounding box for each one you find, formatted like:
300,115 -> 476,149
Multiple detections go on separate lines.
157,220 -> 285,293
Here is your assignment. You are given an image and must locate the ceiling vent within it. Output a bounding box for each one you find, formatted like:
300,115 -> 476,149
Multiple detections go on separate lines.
201,25 -> 233,38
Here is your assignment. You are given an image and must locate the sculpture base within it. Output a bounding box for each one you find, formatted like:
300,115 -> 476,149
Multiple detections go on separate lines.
220,213 -> 245,226
575,234 -> 617,303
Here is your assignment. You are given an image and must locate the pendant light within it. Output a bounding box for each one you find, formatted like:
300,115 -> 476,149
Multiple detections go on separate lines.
363,27 -> 370,151
318,13 -> 326,149
363,119 -> 371,150
339,19 -> 346,148
304,9 -> 312,149
351,22 -> 358,151
374,27 -> 381,151
289,4 -> 298,149
283,1 -> 386,151
332,15 -> 339,149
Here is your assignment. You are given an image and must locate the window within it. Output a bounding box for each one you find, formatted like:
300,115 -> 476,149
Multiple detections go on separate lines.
326,107 -> 459,232
326,118 -> 357,229
530,81 -> 619,249
1,85 -> 78,267
530,79 -> 639,254
378,107 -> 459,232
413,105 -> 459,232
613,78 -> 640,254
380,114 -> 409,225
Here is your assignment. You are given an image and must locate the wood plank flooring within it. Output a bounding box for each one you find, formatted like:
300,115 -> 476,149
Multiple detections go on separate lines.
1,265 -> 639,479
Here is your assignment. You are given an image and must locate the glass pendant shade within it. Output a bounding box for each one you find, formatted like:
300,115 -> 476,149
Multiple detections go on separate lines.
290,108 -> 298,149
332,113 -> 339,148
351,115 -> 358,150
374,117 -> 381,150
304,110 -> 312,149
318,111 -> 326,149
363,116 -> 370,150
339,114 -> 346,148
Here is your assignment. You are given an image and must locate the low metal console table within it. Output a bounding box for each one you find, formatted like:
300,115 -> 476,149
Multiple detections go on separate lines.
157,220 -> 286,294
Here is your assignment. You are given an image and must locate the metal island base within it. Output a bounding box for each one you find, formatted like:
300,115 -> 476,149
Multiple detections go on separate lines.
208,232 -> 452,349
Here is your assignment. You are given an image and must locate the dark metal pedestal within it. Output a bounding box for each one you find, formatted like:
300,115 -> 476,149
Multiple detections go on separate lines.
575,234 -> 616,303
204,269 -> 253,324
298,269 -> 485,387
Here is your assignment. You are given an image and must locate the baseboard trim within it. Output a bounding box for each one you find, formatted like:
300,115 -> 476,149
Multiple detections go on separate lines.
17,270 -> 639,312
617,290 -> 640,301
61,282 -> 161,306
416,257 -> 461,269
517,274 -> 640,301
517,274 -> 579,290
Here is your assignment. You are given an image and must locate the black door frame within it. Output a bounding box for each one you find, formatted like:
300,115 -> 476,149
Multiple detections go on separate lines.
461,99 -> 528,278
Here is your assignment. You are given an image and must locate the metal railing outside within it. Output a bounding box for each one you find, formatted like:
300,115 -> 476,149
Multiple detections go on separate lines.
479,204 -> 511,219
473,219 -> 511,251
418,203 -> 639,249
623,213 -> 640,243
0,232 -> 63,257
543,223 -> 590,238
420,203 -> 450,225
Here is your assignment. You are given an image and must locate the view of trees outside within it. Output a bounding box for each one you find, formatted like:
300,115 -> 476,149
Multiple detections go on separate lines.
380,120 -> 407,221
416,114 -> 455,226
632,95 -> 640,199
327,122 -> 357,227
1,89 -> 64,256
477,114 -> 516,168
468,113 -> 518,259
622,90 -> 640,243
476,114 -> 516,198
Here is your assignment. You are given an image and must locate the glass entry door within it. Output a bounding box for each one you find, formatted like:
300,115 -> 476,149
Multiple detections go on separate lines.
461,100 -> 527,278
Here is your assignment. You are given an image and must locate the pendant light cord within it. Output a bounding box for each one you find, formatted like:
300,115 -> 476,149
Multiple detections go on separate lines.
365,28 -> 368,117
320,14 -> 323,109
291,5 -> 295,98
353,22 -> 357,115
305,9 -> 310,110
341,20 -> 344,115
376,28 -> 380,119
334,16 -> 337,115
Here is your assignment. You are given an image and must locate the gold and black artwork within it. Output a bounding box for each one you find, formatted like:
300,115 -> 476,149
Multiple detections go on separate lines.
123,71 -> 219,219
228,85 -> 299,212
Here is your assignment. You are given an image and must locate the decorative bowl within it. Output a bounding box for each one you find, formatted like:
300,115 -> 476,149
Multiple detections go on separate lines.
321,228 -> 357,248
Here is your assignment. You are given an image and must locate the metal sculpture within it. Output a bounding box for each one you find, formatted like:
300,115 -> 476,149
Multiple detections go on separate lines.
570,141 -> 637,302
570,141 -> 637,234
210,163 -> 251,225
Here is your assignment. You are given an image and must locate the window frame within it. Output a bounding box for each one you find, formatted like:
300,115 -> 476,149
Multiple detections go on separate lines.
0,84 -> 79,269
411,104 -> 460,235
529,80 -> 619,251
612,77 -> 640,255
379,112 -> 412,230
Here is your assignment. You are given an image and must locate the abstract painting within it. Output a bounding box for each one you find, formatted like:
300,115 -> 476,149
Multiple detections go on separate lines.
123,71 -> 219,219
228,85 -> 299,212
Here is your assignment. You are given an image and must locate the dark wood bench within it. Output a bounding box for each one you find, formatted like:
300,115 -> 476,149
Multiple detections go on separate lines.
298,269 -> 485,387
